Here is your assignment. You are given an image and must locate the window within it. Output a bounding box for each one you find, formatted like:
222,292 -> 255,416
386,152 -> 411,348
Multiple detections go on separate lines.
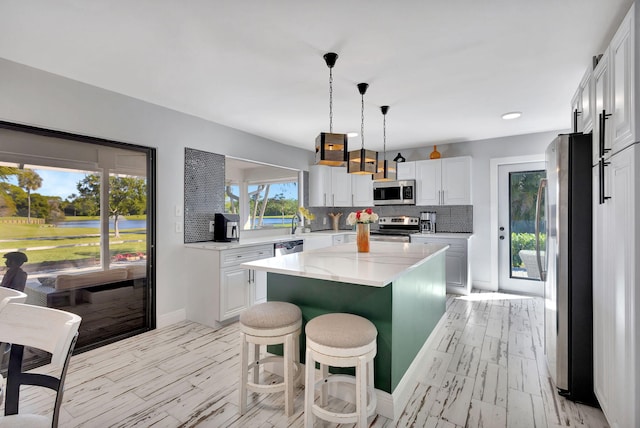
225,157 -> 299,230
0,122 -> 155,361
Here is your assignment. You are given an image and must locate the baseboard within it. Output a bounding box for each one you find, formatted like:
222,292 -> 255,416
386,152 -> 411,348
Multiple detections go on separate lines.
472,280 -> 496,291
157,308 -> 186,328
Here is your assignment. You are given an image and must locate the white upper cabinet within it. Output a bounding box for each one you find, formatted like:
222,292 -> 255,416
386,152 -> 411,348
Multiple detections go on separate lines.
309,165 -> 352,207
609,6 -> 635,154
593,50 -> 610,164
415,156 -> 471,206
351,174 -> 374,207
396,161 -> 416,180
415,159 -> 442,205
331,167 -> 352,207
571,67 -> 593,134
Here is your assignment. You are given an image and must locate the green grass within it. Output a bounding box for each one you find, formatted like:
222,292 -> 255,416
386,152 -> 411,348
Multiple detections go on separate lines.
0,221 -> 147,265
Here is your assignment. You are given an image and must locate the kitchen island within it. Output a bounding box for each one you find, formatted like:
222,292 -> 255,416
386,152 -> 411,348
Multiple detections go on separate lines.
241,241 -> 448,420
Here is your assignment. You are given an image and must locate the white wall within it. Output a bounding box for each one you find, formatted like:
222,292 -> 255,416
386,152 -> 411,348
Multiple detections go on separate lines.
401,131 -> 563,289
0,58 -> 313,326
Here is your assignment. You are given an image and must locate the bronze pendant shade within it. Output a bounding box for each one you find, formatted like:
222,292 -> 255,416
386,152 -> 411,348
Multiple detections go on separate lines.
315,52 -> 348,166
373,105 -> 397,181
348,83 -> 378,174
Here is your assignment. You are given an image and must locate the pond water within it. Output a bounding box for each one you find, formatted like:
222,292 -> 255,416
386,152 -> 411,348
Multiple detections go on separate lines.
57,219 -> 147,230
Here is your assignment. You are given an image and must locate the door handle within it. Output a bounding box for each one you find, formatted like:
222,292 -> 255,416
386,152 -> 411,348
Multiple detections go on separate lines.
599,110 -> 612,158
573,108 -> 582,133
535,178 -> 547,281
599,158 -> 611,204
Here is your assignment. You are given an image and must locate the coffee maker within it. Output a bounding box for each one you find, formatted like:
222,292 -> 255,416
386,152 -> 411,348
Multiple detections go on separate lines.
420,211 -> 436,233
213,213 -> 240,242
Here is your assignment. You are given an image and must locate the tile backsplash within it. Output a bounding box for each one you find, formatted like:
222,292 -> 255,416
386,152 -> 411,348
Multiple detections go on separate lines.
184,148 -> 225,243
306,205 -> 473,233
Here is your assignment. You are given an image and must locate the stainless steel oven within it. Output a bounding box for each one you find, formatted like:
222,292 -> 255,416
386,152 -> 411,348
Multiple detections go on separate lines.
373,180 -> 415,206
370,216 -> 419,242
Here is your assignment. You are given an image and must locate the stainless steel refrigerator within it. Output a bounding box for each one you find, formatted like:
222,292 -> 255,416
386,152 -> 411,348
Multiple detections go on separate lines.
535,133 -> 597,405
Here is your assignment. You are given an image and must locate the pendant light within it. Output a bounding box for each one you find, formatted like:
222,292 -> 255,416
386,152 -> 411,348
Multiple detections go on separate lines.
315,52 -> 348,167
373,105 -> 397,181
348,83 -> 378,174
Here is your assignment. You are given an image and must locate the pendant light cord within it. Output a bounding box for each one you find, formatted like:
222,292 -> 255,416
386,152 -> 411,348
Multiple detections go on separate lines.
329,67 -> 333,133
360,92 -> 365,149
383,113 -> 387,159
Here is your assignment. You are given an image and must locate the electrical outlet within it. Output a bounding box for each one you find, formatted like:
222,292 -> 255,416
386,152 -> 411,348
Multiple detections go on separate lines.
209,221 -> 215,232
175,205 -> 183,217
175,222 -> 183,233
323,217 -> 327,225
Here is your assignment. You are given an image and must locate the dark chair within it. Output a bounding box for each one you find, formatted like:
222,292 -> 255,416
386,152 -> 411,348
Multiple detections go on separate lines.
0,303 -> 81,427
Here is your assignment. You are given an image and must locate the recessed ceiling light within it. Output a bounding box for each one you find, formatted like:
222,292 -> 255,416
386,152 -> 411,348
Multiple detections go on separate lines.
347,132 -> 358,137
501,111 -> 522,120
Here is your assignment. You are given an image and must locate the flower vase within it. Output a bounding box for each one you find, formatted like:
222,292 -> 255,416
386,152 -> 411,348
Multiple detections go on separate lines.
356,223 -> 370,253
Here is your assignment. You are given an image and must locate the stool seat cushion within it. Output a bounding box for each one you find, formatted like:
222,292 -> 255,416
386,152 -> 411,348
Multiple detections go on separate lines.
306,313 -> 377,349
240,301 -> 301,330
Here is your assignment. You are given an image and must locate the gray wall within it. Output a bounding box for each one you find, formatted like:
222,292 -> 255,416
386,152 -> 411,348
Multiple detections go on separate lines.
0,58 -> 313,326
0,56 -> 566,313
402,132 -> 561,289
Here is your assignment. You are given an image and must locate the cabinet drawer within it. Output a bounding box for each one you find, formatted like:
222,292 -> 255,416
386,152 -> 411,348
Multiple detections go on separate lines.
413,236 -> 467,252
221,245 -> 274,267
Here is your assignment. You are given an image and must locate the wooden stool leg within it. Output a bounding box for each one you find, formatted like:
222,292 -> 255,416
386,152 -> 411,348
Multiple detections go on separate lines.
239,332 -> 249,415
304,346 -> 315,428
294,332 -> 300,386
320,363 -> 329,407
253,343 -> 260,384
284,333 -> 294,416
356,355 -> 367,427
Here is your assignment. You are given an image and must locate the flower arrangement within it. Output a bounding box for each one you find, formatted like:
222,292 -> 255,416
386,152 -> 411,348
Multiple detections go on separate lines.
346,208 -> 379,225
298,207 -> 315,222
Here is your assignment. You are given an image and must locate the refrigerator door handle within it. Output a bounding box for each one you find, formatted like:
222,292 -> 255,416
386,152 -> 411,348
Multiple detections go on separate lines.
535,178 -> 547,282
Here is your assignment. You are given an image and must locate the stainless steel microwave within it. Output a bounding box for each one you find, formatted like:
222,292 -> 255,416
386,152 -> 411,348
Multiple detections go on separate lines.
373,180 -> 416,205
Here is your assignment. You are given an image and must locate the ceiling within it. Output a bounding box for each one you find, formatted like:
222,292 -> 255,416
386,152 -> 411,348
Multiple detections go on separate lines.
0,0 -> 634,154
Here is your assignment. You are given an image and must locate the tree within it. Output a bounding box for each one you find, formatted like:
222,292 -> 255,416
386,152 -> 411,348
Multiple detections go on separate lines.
77,174 -> 147,237
0,182 -> 17,217
17,169 -> 42,223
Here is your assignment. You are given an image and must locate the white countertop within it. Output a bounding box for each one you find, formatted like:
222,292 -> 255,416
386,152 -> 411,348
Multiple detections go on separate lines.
410,232 -> 473,240
241,241 -> 448,287
184,230 -> 355,250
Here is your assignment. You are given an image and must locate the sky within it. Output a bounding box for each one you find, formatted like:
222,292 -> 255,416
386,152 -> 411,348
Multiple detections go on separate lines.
5,169 -> 89,199
6,168 -> 298,200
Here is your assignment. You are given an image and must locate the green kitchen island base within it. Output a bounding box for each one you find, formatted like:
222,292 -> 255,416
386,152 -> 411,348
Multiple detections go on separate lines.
266,250 -> 446,420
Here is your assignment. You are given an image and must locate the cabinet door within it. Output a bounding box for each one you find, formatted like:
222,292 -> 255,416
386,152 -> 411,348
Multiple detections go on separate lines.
610,9 -> 635,154
352,174 -> 373,206
607,149 -> 637,428
220,267 -> 250,320
593,52 -> 610,164
331,167 -> 352,207
442,157 -> 471,205
396,161 -> 415,180
592,164 -> 611,416
571,90 -> 581,133
415,159 -> 441,205
445,251 -> 465,289
573,67 -> 593,133
309,165 -> 331,207
252,269 -> 267,305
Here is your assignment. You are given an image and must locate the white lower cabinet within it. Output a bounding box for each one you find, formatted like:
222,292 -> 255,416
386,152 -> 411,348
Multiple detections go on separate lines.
593,144 -> 639,428
410,234 -> 472,294
185,243 -> 273,326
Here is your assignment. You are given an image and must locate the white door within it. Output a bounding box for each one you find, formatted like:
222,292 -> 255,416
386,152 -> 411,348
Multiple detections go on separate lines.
498,162 -> 545,295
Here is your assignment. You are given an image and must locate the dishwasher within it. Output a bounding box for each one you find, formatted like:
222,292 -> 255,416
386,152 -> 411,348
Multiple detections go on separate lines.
274,239 -> 304,256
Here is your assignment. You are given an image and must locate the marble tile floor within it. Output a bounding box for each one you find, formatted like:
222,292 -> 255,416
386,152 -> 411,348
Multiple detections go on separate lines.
1,292 -> 609,427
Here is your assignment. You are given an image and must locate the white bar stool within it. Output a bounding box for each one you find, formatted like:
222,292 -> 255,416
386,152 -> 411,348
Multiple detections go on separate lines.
239,301 -> 302,416
304,313 -> 378,428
